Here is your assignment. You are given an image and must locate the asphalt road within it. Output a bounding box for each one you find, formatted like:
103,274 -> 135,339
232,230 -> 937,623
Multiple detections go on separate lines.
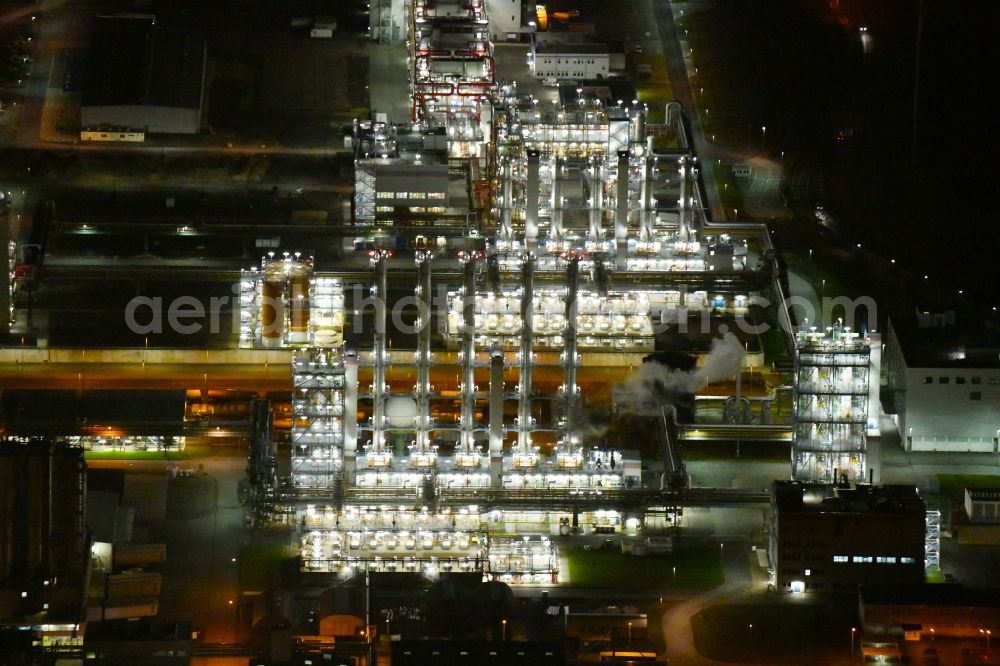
662,538 -> 752,665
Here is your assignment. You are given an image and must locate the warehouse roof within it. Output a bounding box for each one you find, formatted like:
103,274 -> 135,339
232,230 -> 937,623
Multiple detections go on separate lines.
83,16 -> 205,110
773,481 -> 925,515
861,584 -> 1000,608
889,311 -> 1000,369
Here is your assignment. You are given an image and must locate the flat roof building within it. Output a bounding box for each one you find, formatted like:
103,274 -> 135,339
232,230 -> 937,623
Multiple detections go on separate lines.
84,619 -> 192,665
0,439 -> 87,649
769,481 -> 926,593
965,487 -> 1000,524
81,15 -> 206,135
860,584 -> 1000,639
530,42 -> 611,81
884,309 -> 1000,453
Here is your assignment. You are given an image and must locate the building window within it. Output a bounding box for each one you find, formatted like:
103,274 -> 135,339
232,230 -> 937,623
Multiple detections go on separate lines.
833,555 -> 848,563
972,377 -> 982,385
939,377 -> 949,384
900,557 -> 916,564
971,392 -> 982,401
956,377 -> 966,384
989,377 -> 999,386
876,556 -> 897,564
924,377 -> 933,384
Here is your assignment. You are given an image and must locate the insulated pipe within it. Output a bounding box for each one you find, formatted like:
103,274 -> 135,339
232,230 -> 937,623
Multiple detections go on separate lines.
344,352 -> 359,481
615,151 -> 630,269
489,348 -> 505,460
563,257 -> 580,437
460,255 -> 477,452
525,150 -> 540,249
639,156 -> 654,241
678,155 -> 689,240
517,254 -> 535,453
371,252 -> 388,452
415,253 -> 434,453
588,159 -> 604,241
665,101 -> 688,150
550,156 -> 563,240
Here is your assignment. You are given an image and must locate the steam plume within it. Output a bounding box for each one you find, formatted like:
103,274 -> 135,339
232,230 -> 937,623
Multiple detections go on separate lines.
614,333 -> 745,416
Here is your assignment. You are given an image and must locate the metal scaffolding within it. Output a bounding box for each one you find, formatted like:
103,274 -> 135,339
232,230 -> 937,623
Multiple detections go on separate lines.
792,322 -> 870,484
925,508 -> 941,571
291,349 -> 346,489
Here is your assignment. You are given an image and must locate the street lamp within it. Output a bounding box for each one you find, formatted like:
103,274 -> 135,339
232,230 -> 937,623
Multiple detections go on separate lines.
628,621 -> 633,643
851,627 -> 856,657
502,619 -> 507,641
749,623 -> 753,644
761,126 -> 767,152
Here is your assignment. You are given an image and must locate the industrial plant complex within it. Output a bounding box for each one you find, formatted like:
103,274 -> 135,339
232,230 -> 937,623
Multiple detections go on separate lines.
1,0 -> 998,664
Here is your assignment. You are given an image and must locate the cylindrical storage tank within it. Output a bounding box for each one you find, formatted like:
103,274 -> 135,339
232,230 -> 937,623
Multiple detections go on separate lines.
288,274 -> 310,344
261,279 -> 285,346
635,109 -> 646,143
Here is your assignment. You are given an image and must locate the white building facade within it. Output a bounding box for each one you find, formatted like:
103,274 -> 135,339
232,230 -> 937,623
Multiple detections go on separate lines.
530,44 -> 610,80
884,314 -> 1000,453
486,0 -> 525,41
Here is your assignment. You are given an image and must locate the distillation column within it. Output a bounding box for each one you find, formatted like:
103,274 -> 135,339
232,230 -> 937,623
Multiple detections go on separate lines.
489,348 -> 505,484
261,275 -> 285,348
289,270 -> 310,345
371,251 -> 388,453
563,257 -> 580,438
525,150 -> 540,249
614,151 -> 630,270
460,255 -> 477,452
415,252 -> 434,453
588,158 -> 604,241
516,254 -> 535,454
639,149 -> 655,242
344,353 -> 359,482
550,157 -> 563,240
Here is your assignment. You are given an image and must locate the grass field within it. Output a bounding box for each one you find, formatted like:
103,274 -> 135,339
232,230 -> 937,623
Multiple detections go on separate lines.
634,53 -> 673,123
82,445 -> 227,461
936,474 -> 1000,507
564,544 -> 724,590
84,450 -> 190,461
